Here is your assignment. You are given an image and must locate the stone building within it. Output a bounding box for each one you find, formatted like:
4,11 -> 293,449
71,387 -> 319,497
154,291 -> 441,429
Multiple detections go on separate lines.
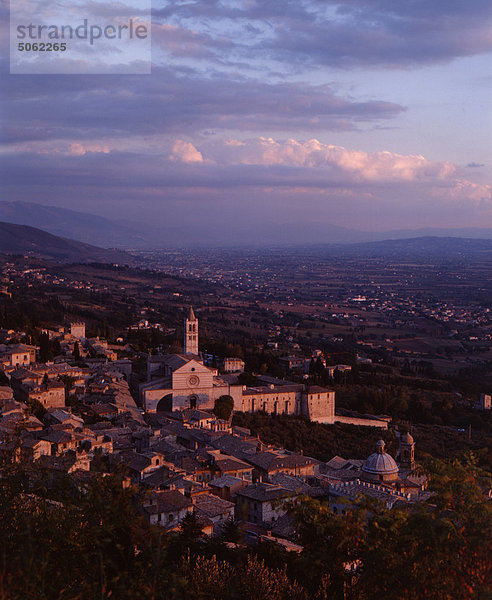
29,382 -> 66,409
140,308 -> 335,423
361,439 -> 399,484
184,307 -> 198,356
323,435 -> 428,511
0,343 -> 37,368
236,482 -> 297,525
70,322 -> 86,340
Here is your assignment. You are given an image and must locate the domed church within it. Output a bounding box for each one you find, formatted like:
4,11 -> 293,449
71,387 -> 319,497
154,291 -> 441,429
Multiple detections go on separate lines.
358,434 -> 425,496
361,439 -> 399,483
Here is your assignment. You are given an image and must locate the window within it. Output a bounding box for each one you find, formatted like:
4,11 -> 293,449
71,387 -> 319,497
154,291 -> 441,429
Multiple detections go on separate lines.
168,514 -> 174,522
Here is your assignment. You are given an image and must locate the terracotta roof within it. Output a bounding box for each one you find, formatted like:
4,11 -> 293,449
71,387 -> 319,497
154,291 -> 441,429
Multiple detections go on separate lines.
214,457 -> 252,472
194,493 -> 234,518
209,475 -> 245,488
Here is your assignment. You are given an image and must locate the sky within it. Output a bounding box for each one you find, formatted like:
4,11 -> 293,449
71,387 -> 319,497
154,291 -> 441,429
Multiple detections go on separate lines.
0,0 -> 491,244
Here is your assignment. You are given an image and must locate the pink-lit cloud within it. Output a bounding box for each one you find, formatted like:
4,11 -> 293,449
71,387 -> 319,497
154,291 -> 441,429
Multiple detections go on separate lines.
201,137 -> 457,183
169,139 -> 204,163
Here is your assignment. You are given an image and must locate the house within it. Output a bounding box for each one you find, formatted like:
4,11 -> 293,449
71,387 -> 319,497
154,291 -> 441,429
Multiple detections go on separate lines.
246,451 -> 318,481
236,482 -> 297,525
223,358 -> 245,373
29,382 -> 66,409
0,385 -> 14,404
193,493 -> 235,534
119,451 -> 166,483
0,344 -> 37,368
20,437 -> 52,461
204,449 -> 254,480
45,408 -> 85,428
1,400 -> 27,420
208,475 -> 249,501
40,430 -> 80,455
142,490 -> 194,529
21,415 -> 44,432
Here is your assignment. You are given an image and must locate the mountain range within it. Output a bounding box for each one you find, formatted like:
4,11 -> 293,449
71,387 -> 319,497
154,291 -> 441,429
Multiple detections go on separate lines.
0,201 -> 491,248
0,218 -> 490,265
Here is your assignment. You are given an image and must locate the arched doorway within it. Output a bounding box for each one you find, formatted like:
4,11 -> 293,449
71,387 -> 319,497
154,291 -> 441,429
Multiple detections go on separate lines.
156,393 -> 173,412
189,395 -> 198,409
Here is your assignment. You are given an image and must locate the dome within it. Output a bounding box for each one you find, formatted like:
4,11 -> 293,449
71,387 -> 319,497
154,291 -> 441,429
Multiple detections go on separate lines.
401,432 -> 414,444
362,440 -> 399,482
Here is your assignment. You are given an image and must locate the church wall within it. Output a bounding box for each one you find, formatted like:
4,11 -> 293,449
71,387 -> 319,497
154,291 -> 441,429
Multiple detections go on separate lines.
172,390 -> 214,411
333,415 -> 388,429
240,390 -> 300,415
143,383 -> 243,413
143,387 -> 173,412
172,371 -> 214,390
303,390 -> 335,423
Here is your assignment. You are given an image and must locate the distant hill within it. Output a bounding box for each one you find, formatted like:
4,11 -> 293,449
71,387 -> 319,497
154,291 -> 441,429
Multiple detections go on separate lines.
320,236 -> 492,258
0,201 -> 145,248
0,221 -> 135,264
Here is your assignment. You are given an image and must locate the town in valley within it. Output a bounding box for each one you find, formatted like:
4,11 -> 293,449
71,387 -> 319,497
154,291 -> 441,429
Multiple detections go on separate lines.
0,244 -> 490,598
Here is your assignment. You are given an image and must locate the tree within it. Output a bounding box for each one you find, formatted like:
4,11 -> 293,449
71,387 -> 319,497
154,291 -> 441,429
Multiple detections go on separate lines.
220,517 -> 241,543
59,375 -> 75,402
214,395 -> 234,420
73,341 -> 81,361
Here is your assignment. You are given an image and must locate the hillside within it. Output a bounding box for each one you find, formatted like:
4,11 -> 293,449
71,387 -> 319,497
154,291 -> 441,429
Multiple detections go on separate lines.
0,201 -> 143,247
0,221 -> 135,264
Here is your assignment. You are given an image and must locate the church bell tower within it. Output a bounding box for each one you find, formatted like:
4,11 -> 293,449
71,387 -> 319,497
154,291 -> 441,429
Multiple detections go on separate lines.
398,432 -> 415,471
184,307 -> 199,355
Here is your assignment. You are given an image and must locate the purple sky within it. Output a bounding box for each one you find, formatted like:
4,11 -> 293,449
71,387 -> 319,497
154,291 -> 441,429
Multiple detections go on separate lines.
1,0 -> 491,242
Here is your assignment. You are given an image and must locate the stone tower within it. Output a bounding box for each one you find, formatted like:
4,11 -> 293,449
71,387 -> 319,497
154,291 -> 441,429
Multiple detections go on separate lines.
398,432 -> 415,471
184,307 -> 198,355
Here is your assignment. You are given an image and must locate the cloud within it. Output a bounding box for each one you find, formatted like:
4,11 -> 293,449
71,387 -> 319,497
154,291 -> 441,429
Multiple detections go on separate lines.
169,139 -> 203,163
152,0 -> 492,69
152,23 -> 232,59
0,65 -> 405,145
68,143 -> 110,155
197,137 -> 456,183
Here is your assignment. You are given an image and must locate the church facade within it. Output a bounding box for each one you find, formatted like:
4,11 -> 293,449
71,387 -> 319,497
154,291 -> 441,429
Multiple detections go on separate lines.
140,308 -> 336,422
